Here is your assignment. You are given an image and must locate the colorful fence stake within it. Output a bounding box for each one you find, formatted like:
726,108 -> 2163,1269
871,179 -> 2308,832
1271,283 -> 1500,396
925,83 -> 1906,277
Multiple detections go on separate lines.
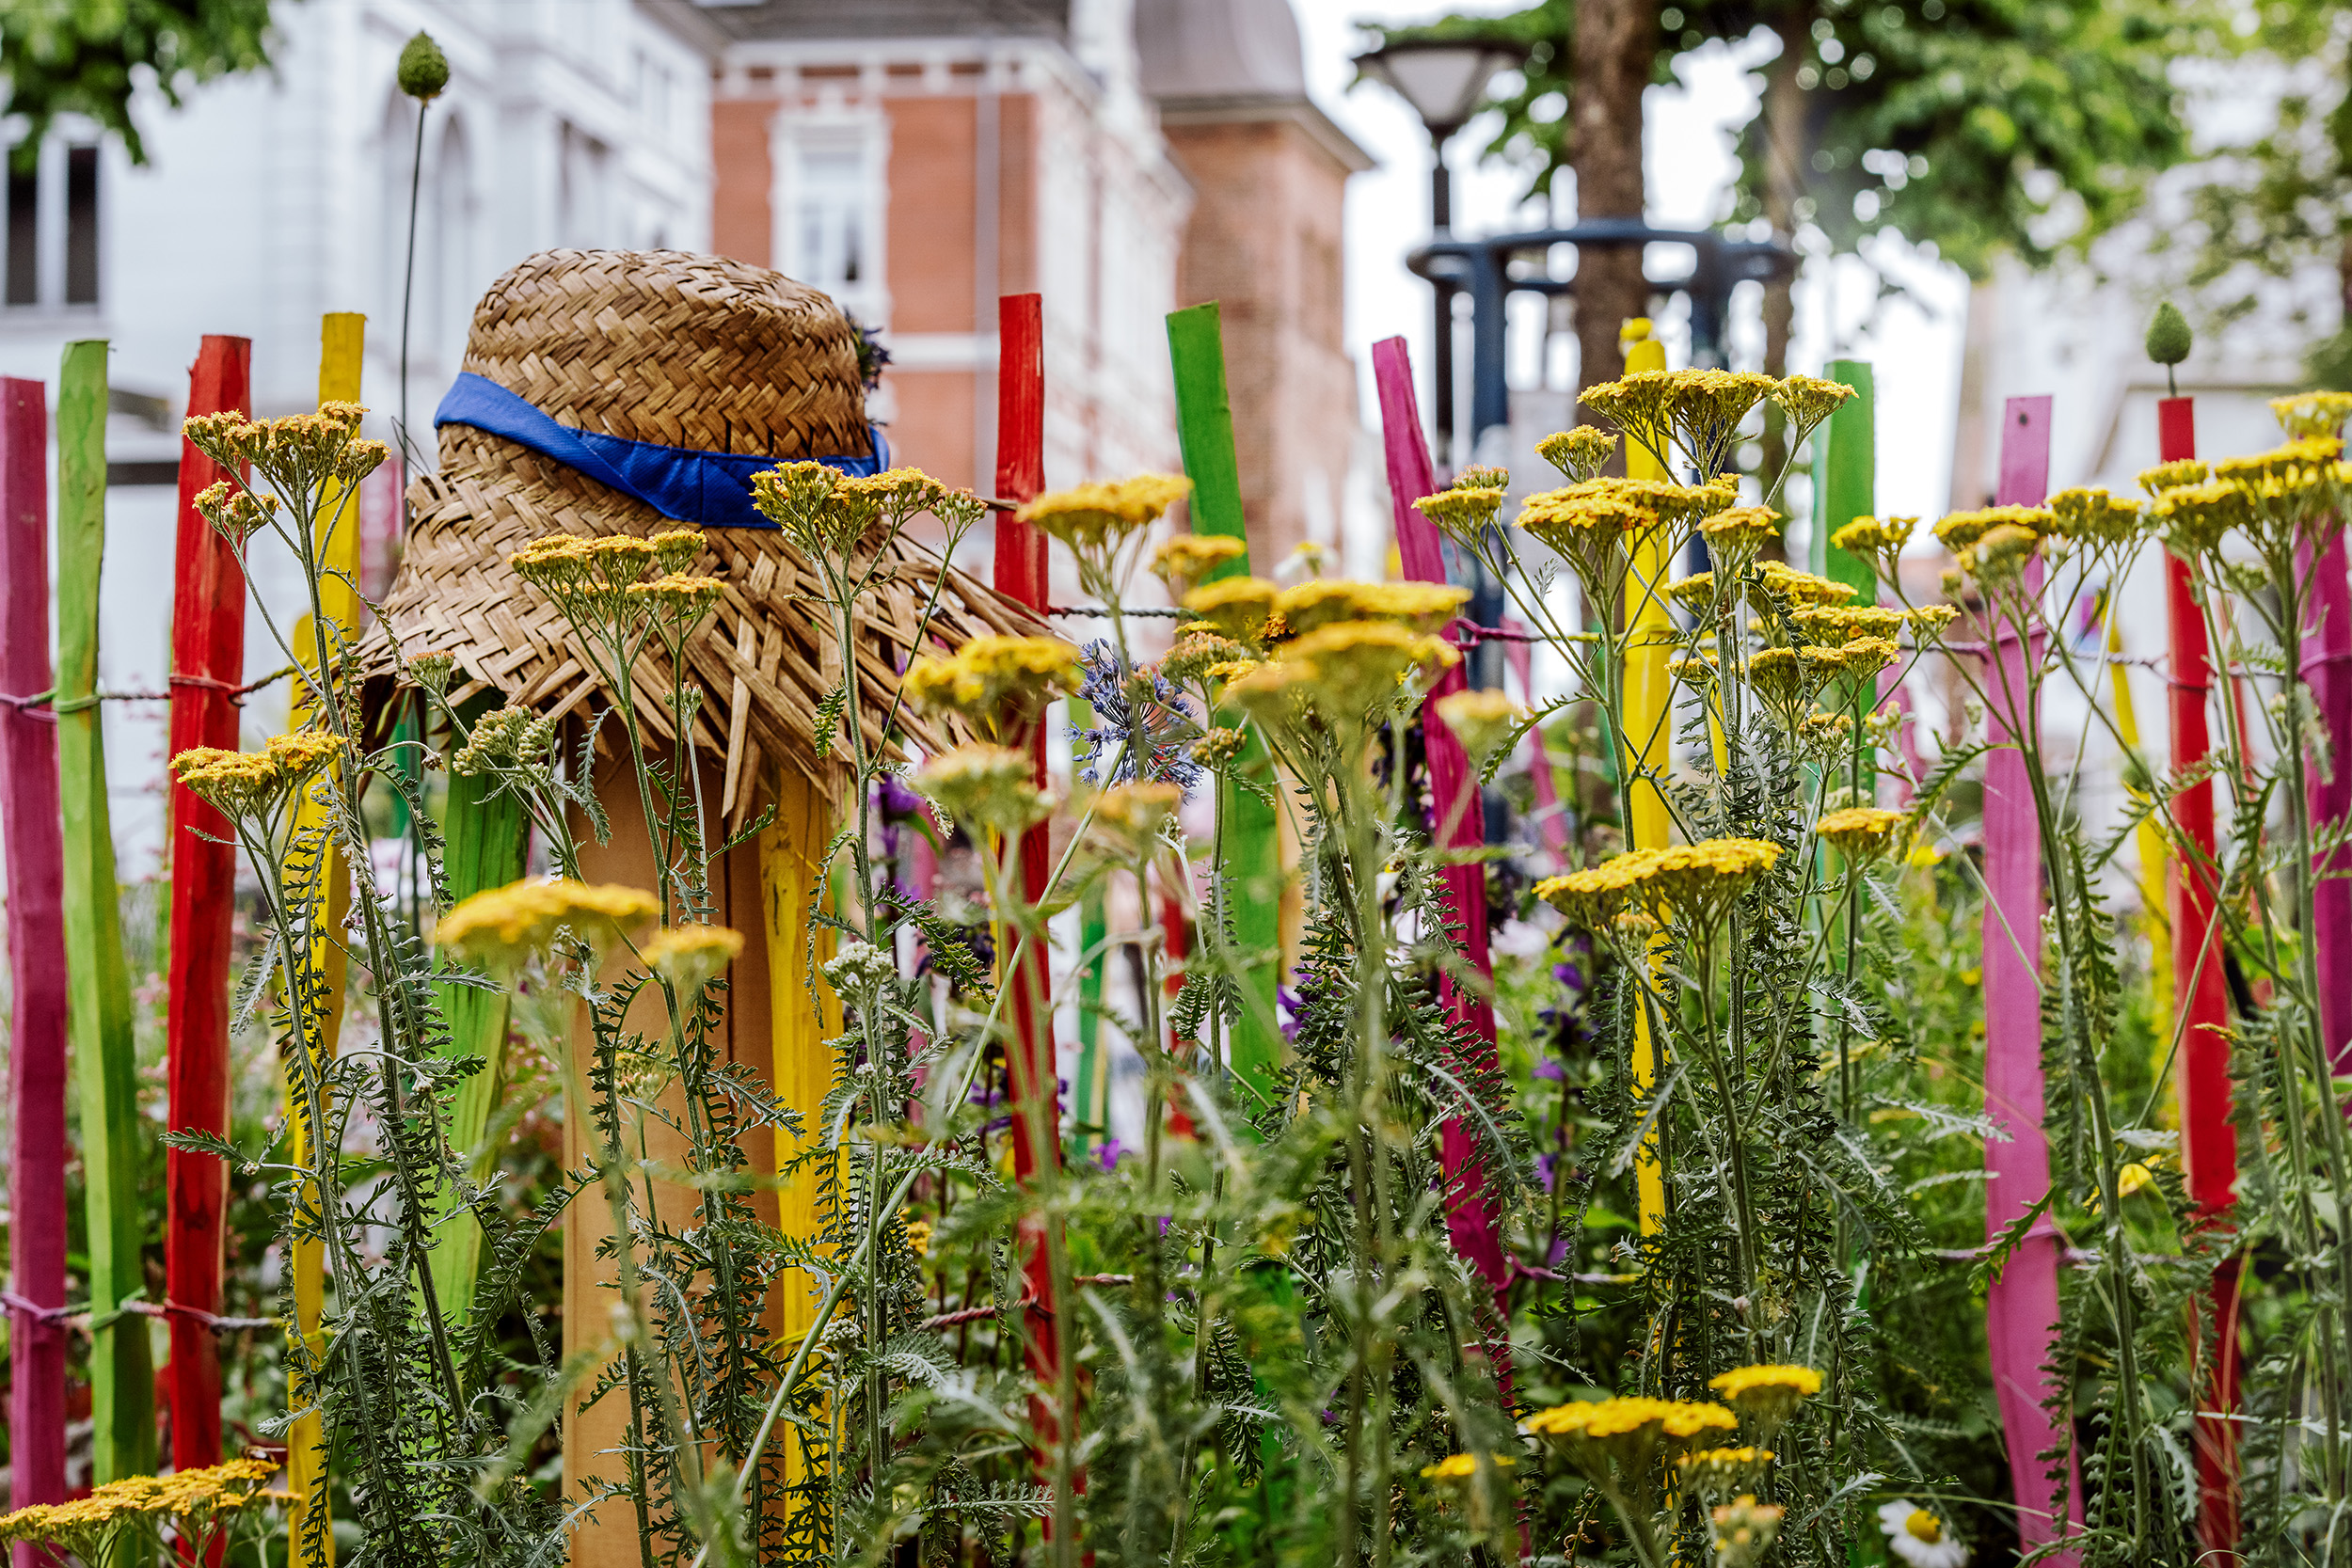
2103,611 -> 2171,1045
759,765 -> 840,1485
166,335 -> 253,1476
58,339 -> 158,1485
284,312 -> 365,1568
1979,394 -> 2084,1562
1369,334 -> 1510,1307
426,762 -> 529,1328
993,292 -> 1068,1429
1619,325 -> 1673,1237
3,374 -> 69,1560
1166,301 -> 1285,1105
1809,360 -> 1876,603
2161,394 -> 2239,1552
2299,521 -> 2352,1080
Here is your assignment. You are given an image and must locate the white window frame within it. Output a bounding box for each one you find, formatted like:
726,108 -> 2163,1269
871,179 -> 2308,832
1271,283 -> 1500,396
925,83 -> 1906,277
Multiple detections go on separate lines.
771,109 -> 889,325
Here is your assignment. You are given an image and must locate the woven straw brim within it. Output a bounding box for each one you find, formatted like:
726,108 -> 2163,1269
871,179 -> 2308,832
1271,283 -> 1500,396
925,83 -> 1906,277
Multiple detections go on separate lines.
359,425 -> 1052,821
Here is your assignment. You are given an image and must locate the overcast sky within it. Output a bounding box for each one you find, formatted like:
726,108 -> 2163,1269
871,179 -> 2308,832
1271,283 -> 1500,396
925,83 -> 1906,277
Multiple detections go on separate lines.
1287,0 -> 1969,521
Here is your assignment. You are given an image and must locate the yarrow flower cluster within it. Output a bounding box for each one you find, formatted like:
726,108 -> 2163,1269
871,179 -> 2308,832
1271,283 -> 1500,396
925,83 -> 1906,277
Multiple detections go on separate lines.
1536,424 -> 1619,482
1434,687 -> 1523,770
1150,532 -> 1246,591
171,730 -> 342,820
640,925 -> 745,990
183,402 -> 387,501
1815,806 -> 1909,861
1534,838 -> 1783,934
1708,1362 -> 1823,1441
902,634 -> 1082,743
915,742 -> 1053,835
1018,473 -> 1193,553
433,878 -> 660,969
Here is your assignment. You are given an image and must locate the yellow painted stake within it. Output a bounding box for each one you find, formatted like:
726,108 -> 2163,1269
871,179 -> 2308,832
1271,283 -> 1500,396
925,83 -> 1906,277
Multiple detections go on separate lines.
2106,610 -> 2174,1100
1621,321 -> 1671,1234
759,769 -> 841,1486
284,312 -> 363,1568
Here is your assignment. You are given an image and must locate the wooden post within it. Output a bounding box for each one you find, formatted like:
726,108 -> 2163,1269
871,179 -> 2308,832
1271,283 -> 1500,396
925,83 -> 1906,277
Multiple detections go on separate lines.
284,312 -> 365,1568
1618,325 -> 1672,1237
1165,302 -> 1285,1106
424,764 -> 529,1328
1979,395 -> 2084,1563
58,339 -> 158,1485
992,292 -> 1067,1426
165,335 -> 252,1478
1368,334 -> 1510,1307
1809,360 -> 1876,602
2161,395 -> 2239,1553
758,765 -> 840,1488
3,374 -> 71,1560
2301,528 -> 2352,1081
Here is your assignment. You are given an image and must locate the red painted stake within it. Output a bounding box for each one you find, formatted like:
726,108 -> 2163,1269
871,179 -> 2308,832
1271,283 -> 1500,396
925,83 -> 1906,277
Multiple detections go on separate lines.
1369,336 -> 1511,1310
2161,395 -> 2241,1553
2,377 -> 68,1568
165,337 -> 252,1480
993,292 -> 1067,1435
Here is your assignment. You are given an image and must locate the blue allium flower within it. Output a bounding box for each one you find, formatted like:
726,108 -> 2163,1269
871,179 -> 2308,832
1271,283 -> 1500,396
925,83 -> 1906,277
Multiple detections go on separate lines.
1072,640 -> 1204,796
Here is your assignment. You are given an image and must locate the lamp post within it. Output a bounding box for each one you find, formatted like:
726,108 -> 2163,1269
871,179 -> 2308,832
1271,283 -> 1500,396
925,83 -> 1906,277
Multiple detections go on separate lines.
1354,38 -> 1525,467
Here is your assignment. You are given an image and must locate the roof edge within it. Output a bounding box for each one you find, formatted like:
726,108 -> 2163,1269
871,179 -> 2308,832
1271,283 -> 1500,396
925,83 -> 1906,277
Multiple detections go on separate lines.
1154,93 -> 1375,174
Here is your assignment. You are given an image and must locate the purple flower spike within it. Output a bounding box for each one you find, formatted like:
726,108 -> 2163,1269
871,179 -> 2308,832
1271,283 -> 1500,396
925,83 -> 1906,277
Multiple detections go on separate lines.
1096,1138 -> 1124,1173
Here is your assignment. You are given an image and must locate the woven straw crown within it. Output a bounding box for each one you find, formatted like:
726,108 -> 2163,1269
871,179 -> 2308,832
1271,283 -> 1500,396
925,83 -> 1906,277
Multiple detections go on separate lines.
363,248 -> 1045,819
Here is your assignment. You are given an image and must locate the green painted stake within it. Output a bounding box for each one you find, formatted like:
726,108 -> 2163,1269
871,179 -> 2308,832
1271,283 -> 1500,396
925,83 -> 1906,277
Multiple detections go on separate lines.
425,761 -> 528,1328
1068,695 -> 1112,1147
57,340 -> 155,1486
1809,359 -> 1876,600
1167,303 -> 1283,1105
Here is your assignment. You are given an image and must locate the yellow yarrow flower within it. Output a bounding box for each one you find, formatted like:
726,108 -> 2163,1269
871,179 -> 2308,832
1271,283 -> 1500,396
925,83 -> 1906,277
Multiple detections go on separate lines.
1708,1363 -> 1822,1437
1150,532 -> 1246,590
1184,575 -> 1279,643
1536,424 -> 1617,482
1677,1444 -> 1775,1500
1275,578 -> 1468,636
1755,560 -> 1857,608
2271,389 -> 2352,440
902,635 -> 1081,741
641,925 -> 746,990
1434,688 -> 1523,771
1816,806 -> 1908,861
2047,486 -> 2144,547
1019,473 -> 1193,552
1830,515 -> 1915,556
916,743 -> 1052,835
1087,780 -> 1184,858
1419,1451 -> 1517,1481
1414,484 -> 1506,543
434,879 -> 660,969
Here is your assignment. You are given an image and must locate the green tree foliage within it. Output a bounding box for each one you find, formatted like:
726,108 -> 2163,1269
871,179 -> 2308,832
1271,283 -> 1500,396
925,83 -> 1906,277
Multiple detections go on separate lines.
1366,0 -> 2203,279
0,0 -> 280,166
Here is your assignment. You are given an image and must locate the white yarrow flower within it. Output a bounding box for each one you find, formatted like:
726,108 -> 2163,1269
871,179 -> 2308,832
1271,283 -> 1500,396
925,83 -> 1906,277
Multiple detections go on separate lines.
1877,1500 -> 1968,1568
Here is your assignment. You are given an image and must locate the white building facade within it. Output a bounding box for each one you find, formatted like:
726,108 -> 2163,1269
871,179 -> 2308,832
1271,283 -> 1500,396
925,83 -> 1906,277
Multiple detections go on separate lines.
0,0 -> 718,871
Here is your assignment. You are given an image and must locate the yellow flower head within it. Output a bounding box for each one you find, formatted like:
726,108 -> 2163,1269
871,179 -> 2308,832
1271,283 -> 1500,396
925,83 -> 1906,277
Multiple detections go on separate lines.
2271,390 -> 2352,440
1282,619 -> 1459,716
625,572 -> 725,626
1959,522 -> 2041,583
1668,368 -> 1781,473
1830,515 -> 1915,557
1668,571 -> 1716,612
751,460 -> 852,555
1191,725 -> 1247,767
641,925 -> 745,990
2047,486 -> 2144,548
1415,484 -> 1507,544
1708,1364 -> 1822,1436
649,528 -> 707,573
1536,424 -> 1618,482
2149,478 -> 2251,557
451,705 -> 559,777
1790,604 -> 1905,647
1677,1444 -> 1775,1500
1275,578 -> 1469,636
1419,1451 -> 1517,1481
1907,604 -> 1961,639
1710,1494 -> 1788,1568
170,747 -> 286,820
1088,780 -> 1184,857
1523,1396 -> 1740,1487
1816,806 -> 1907,861
1755,561 -> 1858,608
915,743 -> 1052,834
1163,629 -> 1252,688
1697,505 -> 1782,558
1184,576 -> 1279,643
1933,504 -> 2049,553
2137,458 -> 2210,498
1434,688 -> 1523,770
1580,370 -> 1679,462
1840,635 -> 1901,677
1669,652 -> 1719,689
1151,532 -> 1247,591
190,479 -> 280,549
435,879 -> 661,969
902,635 -> 1082,741
1772,373 -> 1857,443
1019,473 -> 1193,553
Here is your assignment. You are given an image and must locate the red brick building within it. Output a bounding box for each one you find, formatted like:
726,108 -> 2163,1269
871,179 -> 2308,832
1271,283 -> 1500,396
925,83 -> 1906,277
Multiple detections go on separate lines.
701,0 -> 1369,570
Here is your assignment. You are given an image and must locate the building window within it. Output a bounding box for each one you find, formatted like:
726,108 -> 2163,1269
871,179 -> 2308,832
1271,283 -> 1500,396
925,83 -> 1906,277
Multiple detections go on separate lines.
3,140 -> 101,309
777,121 -> 884,318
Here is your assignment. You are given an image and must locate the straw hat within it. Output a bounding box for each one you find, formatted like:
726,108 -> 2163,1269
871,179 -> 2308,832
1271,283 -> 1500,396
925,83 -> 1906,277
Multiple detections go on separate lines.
362,249 -> 1045,819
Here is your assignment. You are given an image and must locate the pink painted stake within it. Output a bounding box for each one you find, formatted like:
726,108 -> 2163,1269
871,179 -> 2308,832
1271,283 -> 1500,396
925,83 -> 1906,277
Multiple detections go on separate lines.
1504,628 -> 1571,865
1980,395 -> 2085,1562
1,376 -> 68,1561
1371,335 -> 1510,1306
2296,527 -> 2352,1081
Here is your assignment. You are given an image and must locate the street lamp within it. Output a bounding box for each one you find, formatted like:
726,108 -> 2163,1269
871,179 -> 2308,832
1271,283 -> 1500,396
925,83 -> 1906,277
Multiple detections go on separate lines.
1354,37 -> 1525,465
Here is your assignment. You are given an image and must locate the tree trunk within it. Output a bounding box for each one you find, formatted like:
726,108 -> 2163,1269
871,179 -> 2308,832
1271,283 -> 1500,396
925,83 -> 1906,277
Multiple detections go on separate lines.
1571,0 -> 1655,422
